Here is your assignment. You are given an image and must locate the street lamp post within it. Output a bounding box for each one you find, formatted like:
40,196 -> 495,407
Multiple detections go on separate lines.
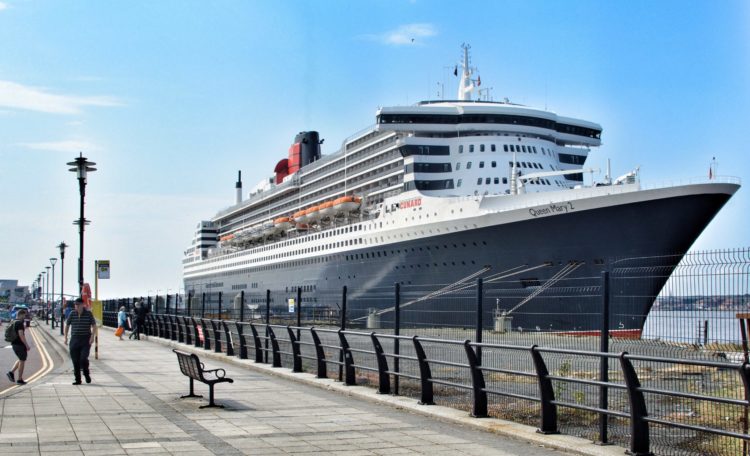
58,242 -> 68,335
50,257 -> 57,328
44,267 -> 50,323
68,153 -> 96,296
36,274 -> 42,301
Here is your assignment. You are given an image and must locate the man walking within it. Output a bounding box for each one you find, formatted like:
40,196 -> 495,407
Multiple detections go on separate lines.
64,298 -> 97,385
6,308 -> 31,385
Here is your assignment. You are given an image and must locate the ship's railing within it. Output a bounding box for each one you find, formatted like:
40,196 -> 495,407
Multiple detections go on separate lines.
639,174 -> 741,190
101,311 -> 750,456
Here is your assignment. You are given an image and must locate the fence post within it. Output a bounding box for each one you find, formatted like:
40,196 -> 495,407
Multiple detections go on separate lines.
192,317 -> 201,348
187,290 -> 192,317
183,316 -> 191,345
310,327 -> 327,379
476,277 -> 483,366
239,290 -> 244,322
412,336 -> 434,405
338,329 -> 355,385
339,286 -> 347,382
235,322 -> 247,359
739,362 -> 750,456
201,292 -> 206,319
287,326 -> 302,372
249,323 -> 263,363
223,321 -> 234,357
201,319 -> 211,351
394,282 -> 400,396
217,291 -> 223,320
371,333 -> 391,394
296,287 -> 302,341
619,352 -> 653,456
530,346 -> 558,434
212,320 -> 222,353
267,326 -> 281,367
599,270 -> 610,445
265,289 -> 271,364
464,340 -> 488,417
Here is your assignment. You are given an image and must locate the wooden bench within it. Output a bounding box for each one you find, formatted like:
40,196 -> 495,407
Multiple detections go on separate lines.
173,349 -> 234,408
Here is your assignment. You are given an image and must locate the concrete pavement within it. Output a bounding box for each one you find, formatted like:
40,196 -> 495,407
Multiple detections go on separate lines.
0,321 -> 625,455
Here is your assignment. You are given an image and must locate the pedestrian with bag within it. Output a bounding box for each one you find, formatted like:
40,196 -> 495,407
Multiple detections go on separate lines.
115,306 -> 127,340
5,308 -> 31,385
64,298 -> 97,385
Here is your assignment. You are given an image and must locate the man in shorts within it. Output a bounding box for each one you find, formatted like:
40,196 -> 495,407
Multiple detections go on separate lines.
6,309 -> 31,385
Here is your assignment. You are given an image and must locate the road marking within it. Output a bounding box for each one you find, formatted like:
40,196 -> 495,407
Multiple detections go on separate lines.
2,327 -> 55,394
24,327 -> 53,384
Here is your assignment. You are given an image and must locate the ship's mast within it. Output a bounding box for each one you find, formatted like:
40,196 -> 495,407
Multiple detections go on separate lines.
457,43 -> 475,101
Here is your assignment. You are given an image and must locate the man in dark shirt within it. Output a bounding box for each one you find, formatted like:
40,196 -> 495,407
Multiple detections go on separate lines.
6,309 -> 31,385
64,298 -> 98,385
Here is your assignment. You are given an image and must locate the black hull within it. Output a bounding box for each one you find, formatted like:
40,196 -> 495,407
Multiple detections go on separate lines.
185,190 -> 732,332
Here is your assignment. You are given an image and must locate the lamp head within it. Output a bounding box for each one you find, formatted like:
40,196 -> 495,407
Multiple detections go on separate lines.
50,257 -> 57,266
67,153 -> 97,179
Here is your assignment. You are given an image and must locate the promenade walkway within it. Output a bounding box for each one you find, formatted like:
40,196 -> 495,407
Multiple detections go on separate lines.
0,322 -> 624,456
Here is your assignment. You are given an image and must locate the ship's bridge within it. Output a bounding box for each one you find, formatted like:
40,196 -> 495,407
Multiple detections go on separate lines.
375,102 -> 601,148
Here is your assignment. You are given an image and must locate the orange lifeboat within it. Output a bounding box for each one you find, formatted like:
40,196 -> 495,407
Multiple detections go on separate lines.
333,196 -> 361,214
274,216 -> 293,232
293,209 -> 308,224
219,233 -> 235,242
305,205 -> 322,223
318,200 -> 335,219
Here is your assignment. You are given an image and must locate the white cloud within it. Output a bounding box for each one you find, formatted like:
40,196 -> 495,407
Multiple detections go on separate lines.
361,23 -> 437,46
18,139 -> 101,153
0,3 -> 7,11
0,80 -> 122,114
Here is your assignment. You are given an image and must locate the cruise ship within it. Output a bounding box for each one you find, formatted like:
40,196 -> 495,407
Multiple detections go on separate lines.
183,45 -> 739,332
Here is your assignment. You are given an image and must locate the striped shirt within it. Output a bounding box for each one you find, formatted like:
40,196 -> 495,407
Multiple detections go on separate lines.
66,309 -> 96,337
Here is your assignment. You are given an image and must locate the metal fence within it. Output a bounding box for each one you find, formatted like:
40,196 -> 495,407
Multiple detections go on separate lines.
100,247 -> 750,455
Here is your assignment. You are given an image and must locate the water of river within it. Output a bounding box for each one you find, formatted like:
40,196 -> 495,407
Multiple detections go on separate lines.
642,310 -> 743,344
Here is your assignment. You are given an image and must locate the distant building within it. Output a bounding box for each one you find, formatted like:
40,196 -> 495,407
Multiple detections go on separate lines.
0,280 -> 30,305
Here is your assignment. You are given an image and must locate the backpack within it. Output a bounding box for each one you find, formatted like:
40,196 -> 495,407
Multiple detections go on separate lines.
4,320 -> 19,343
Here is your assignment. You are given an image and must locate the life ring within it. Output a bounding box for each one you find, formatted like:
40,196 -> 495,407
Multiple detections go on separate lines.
81,283 -> 92,309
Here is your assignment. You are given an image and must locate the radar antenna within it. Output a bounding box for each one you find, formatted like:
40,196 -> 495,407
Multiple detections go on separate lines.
457,43 -> 479,101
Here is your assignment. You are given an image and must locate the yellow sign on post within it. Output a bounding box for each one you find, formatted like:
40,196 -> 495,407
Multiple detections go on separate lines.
91,299 -> 103,360
91,300 -> 103,326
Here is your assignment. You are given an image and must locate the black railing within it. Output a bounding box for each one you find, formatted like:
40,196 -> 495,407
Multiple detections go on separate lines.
102,310 -> 750,456
97,248 -> 750,455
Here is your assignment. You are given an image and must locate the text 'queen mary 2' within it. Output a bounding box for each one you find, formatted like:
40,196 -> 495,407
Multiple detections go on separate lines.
183,45 -> 739,333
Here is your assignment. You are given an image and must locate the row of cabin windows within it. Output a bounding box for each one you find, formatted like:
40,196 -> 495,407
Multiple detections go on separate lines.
456,177 -> 507,187
345,240 -> 489,262
455,160 -> 546,171
509,161 -> 545,170
458,143 -> 557,157
402,180 -> 455,191
455,176 -> 554,187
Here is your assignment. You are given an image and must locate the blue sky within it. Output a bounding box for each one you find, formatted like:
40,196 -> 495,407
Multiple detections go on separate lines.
1,0 -> 748,298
